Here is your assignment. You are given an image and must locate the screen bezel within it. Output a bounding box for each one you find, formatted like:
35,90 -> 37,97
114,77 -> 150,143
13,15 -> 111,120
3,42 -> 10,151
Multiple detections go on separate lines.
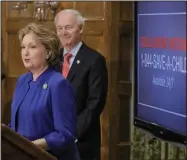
133,1 -> 187,146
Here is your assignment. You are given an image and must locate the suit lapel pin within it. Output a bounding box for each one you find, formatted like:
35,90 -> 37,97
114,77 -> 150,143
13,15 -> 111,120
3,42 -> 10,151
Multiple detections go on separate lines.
77,60 -> 80,64
43,83 -> 48,89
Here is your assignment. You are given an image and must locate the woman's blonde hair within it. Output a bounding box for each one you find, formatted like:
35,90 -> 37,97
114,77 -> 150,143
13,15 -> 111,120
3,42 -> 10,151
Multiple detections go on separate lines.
18,23 -> 61,67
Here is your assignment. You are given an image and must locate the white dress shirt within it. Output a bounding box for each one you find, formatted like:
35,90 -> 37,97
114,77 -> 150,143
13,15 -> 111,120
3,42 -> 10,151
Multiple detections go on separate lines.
63,41 -> 83,68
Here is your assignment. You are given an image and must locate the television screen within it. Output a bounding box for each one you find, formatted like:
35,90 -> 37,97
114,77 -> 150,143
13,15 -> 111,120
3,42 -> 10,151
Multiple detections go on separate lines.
134,1 -> 186,145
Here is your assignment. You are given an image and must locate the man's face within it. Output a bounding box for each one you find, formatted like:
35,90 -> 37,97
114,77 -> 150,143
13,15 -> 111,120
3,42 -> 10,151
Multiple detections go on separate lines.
55,13 -> 83,50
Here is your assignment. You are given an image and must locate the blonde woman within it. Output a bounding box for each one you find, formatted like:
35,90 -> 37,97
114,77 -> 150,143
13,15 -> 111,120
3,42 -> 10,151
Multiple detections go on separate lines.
9,23 -> 79,160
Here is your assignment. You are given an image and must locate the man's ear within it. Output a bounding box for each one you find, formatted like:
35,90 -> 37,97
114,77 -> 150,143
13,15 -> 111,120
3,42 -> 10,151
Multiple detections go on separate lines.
79,25 -> 83,34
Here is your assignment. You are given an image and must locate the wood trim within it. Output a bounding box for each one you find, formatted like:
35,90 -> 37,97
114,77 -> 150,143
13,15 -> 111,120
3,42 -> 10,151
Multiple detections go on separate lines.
6,20 -> 104,36
117,142 -> 131,146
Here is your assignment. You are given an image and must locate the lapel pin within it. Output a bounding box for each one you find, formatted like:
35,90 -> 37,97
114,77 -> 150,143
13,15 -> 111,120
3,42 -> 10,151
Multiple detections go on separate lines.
77,60 -> 80,64
43,83 -> 48,90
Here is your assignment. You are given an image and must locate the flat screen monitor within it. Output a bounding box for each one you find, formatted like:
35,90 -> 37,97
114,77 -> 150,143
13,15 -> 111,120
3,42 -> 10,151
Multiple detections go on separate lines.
134,1 -> 186,146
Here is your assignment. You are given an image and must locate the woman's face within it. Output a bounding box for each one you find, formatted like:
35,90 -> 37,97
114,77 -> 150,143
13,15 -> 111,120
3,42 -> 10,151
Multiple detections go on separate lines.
20,33 -> 47,72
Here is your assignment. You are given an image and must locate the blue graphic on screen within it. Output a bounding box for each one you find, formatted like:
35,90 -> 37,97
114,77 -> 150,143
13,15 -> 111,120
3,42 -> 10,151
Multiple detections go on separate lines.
137,2 -> 186,135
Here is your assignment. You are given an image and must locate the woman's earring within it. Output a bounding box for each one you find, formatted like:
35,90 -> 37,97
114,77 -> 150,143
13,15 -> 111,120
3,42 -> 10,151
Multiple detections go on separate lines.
46,52 -> 51,60
46,53 -> 49,60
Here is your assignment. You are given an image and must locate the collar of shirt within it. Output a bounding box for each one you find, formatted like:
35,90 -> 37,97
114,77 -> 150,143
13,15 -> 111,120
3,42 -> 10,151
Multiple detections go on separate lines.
63,41 -> 83,58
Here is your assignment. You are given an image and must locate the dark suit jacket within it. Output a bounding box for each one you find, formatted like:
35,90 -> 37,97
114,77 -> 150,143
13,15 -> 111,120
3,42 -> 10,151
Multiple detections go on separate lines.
10,67 -> 79,160
60,43 -> 108,159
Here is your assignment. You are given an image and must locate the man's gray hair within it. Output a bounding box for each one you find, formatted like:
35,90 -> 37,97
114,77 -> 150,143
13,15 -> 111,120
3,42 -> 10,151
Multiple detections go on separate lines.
54,9 -> 85,26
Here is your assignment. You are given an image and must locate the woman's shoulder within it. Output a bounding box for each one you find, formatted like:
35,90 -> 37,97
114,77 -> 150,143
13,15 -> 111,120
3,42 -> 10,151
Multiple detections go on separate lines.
48,71 -> 70,87
48,71 -> 74,98
50,71 -> 65,82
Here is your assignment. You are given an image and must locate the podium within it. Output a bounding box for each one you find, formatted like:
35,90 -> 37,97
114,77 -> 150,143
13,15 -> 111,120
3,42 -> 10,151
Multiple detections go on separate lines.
1,124 -> 57,160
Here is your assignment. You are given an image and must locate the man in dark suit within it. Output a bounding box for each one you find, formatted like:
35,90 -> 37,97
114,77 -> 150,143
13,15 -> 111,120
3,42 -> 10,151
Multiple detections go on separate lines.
54,9 -> 108,160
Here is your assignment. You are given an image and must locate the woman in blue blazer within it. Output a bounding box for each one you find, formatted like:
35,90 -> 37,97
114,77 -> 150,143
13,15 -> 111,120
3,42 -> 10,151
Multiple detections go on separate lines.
9,23 -> 79,160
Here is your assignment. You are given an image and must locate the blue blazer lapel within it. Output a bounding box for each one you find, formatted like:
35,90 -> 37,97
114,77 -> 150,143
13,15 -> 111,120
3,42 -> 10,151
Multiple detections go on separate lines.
12,74 -> 32,130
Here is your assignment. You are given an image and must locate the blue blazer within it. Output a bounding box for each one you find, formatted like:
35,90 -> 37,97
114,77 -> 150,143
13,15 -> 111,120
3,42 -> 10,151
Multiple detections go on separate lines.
10,67 -> 79,160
